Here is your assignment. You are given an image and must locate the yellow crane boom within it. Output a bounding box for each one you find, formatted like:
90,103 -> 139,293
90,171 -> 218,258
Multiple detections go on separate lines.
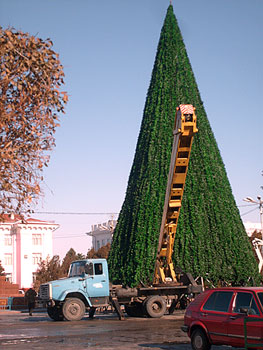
154,104 -> 198,285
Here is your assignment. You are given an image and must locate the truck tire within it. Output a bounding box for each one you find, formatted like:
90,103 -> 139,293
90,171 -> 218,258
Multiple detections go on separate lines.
191,329 -> 211,350
62,298 -> 85,321
144,296 -> 166,318
124,302 -> 144,317
47,306 -> 64,321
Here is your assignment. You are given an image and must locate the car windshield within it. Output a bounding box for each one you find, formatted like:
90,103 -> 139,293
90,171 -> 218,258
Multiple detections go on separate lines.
257,292 -> 263,310
68,261 -> 86,277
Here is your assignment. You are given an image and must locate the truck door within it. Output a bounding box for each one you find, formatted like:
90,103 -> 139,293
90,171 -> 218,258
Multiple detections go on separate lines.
84,261 -> 109,303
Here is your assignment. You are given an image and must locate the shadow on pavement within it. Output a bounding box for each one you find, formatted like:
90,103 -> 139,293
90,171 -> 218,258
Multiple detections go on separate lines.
139,343 -> 190,349
19,316 -> 49,322
140,344 -> 245,350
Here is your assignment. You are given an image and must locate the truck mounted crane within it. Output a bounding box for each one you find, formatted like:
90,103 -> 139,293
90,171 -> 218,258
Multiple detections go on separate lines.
154,104 -> 198,284
39,105 -> 201,321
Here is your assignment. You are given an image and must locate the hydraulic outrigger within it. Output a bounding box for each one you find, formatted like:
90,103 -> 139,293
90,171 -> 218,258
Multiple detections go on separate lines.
154,104 -> 198,285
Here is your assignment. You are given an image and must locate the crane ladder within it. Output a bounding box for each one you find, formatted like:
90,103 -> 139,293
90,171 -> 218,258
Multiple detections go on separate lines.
153,104 -> 198,285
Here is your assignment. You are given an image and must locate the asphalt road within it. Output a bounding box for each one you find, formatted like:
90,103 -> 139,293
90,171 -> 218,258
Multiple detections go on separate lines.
0,310 -> 191,350
0,310 -> 244,350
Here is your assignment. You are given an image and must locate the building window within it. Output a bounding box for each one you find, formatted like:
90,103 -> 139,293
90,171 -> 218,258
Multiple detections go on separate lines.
5,273 -> 12,283
32,272 -> 37,283
4,235 -> 12,246
97,241 -> 100,249
32,253 -> 42,265
102,239 -> 105,246
4,254 -> 12,265
32,234 -> 42,245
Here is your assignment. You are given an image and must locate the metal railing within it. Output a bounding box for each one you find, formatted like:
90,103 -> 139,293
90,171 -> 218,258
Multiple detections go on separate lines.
244,317 -> 263,349
0,297 -> 12,310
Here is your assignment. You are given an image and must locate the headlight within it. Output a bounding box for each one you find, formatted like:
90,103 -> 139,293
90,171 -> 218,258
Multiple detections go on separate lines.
49,283 -> 52,299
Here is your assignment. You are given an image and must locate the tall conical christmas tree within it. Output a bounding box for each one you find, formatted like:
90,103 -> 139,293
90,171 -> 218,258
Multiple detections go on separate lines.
108,5 -> 259,287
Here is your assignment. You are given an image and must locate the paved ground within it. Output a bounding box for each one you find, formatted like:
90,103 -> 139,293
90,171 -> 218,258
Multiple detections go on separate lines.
0,309 -> 191,350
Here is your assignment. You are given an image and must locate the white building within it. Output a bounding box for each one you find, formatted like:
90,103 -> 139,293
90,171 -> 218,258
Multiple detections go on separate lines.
0,214 -> 59,288
86,220 -> 116,251
243,221 -> 262,237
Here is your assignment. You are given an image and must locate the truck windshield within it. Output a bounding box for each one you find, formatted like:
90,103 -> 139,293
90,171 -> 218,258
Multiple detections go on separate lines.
68,261 -> 86,277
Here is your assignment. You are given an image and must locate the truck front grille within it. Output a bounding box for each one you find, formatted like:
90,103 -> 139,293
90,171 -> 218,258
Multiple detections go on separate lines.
39,284 -> 50,300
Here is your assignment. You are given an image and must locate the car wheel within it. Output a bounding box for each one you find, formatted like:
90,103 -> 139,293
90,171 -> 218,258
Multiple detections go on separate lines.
191,329 -> 211,350
144,296 -> 166,318
62,298 -> 85,321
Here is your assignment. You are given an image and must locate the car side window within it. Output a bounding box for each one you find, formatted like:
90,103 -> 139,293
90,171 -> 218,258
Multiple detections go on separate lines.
233,292 -> 260,315
94,263 -> 103,275
85,262 -> 94,276
203,291 -> 233,312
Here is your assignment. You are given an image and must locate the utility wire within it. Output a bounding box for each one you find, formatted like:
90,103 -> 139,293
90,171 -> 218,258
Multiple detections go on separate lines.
35,203 -> 257,215
238,204 -> 257,208
240,207 -> 258,217
34,211 -> 119,215
35,205 -> 257,214
53,234 -> 89,239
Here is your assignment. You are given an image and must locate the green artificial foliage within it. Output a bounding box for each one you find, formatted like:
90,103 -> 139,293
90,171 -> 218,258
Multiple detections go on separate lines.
108,5 -> 260,287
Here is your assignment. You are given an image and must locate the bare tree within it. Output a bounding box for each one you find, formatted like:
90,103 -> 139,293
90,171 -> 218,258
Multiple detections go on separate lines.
87,243 -> 111,259
0,27 -> 68,214
61,248 -> 85,276
0,260 -> 5,276
33,255 -> 62,291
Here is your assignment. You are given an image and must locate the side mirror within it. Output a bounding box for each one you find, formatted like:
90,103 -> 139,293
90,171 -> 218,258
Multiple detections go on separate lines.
239,307 -> 249,315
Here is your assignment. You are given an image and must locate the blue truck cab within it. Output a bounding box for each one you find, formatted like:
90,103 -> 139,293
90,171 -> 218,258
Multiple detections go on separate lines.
39,259 -> 110,321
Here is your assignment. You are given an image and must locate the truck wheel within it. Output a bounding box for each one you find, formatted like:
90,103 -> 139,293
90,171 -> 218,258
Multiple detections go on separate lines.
191,329 -> 211,350
62,298 -> 85,321
47,306 -> 64,321
144,296 -> 166,318
124,302 -> 144,317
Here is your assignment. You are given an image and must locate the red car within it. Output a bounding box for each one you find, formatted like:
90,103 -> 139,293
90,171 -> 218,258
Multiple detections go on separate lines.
182,287 -> 263,350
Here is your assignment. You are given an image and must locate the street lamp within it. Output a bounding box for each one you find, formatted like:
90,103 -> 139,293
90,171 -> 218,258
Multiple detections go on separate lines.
243,196 -> 263,241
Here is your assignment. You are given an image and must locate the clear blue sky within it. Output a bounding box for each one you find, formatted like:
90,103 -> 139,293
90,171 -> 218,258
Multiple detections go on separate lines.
1,0 -> 262,258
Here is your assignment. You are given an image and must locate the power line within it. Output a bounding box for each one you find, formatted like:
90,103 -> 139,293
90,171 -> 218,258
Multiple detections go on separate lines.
240,207 -> 258,217
53,234 -> 89,239
34,211 -> 119,215
238,204 -> 257,208
36,205 -> 257,214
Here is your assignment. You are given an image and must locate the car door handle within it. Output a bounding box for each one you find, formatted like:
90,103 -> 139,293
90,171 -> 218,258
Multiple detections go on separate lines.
101,280 -> 106,282
229,316 -> 237,320
201,312 -> 208,317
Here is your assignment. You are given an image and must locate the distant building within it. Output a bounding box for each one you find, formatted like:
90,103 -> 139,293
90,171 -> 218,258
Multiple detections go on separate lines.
243,222 -> 262,237
86,220 -> 116,251
86,220 -> 261,253
0,214 -> 59,288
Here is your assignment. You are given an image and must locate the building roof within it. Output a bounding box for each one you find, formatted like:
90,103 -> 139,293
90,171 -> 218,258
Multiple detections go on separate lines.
86,220 -> 117,236
0,213 -> 22,223
0,214 -> 58,226
244,221 -> 261,236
